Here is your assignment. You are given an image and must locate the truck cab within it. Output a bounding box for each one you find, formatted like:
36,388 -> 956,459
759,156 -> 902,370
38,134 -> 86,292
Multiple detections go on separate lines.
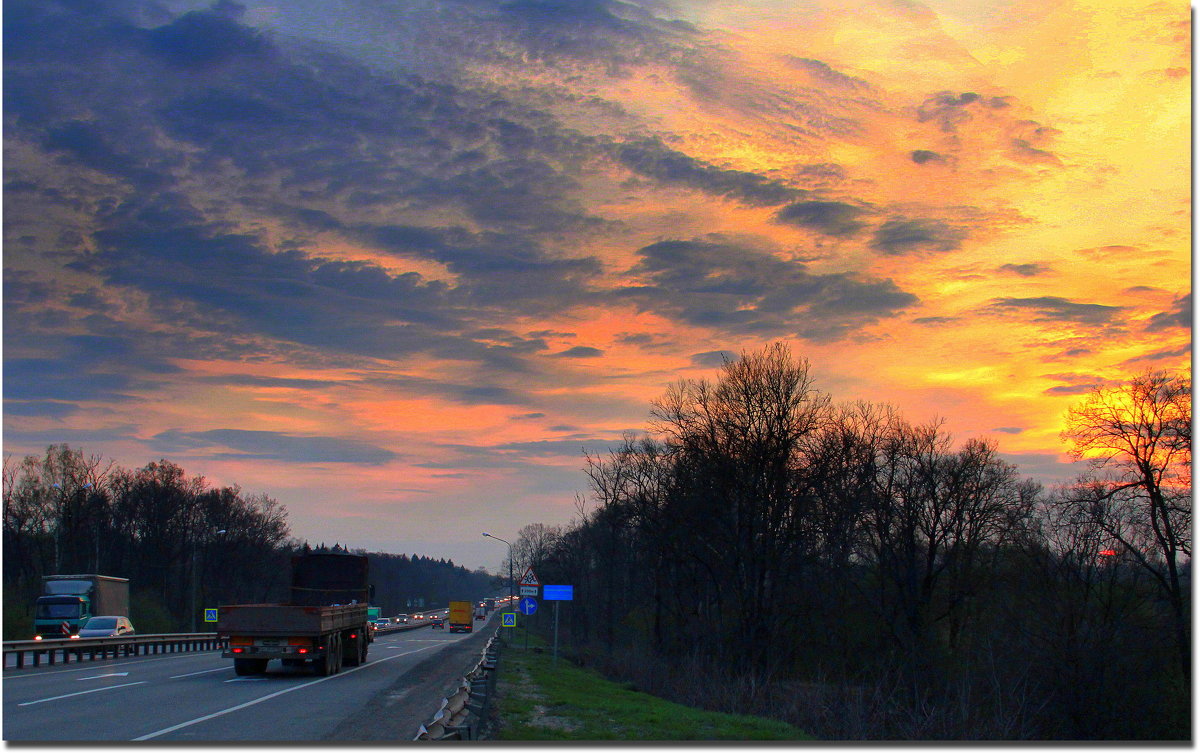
34,594 -> 88,636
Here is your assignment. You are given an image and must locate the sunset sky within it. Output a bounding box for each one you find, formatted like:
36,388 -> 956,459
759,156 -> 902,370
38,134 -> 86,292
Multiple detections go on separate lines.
4,0 -> 1190,571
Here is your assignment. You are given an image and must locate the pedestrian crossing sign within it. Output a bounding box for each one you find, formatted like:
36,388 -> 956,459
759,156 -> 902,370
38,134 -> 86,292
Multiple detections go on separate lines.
501,612 -> 516,627
204,608 -> 218,623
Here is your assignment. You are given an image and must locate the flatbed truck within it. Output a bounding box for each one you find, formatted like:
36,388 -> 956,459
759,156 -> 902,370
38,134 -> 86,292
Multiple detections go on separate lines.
218,553 -> 373,676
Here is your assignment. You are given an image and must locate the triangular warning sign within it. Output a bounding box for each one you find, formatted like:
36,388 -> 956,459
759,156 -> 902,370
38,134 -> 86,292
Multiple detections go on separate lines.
519,567 -> 540,587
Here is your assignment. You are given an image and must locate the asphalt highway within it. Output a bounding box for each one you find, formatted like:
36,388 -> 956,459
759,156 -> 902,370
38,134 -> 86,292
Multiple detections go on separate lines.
3,620 -> 491,741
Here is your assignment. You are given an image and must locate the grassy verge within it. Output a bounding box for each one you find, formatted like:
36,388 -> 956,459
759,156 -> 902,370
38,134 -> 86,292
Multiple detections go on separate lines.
494,631 -> 813,741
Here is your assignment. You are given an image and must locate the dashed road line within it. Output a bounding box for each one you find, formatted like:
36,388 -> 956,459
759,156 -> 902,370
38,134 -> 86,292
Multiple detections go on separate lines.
77,672 -> 129,680
170,667 -> 229,679
18,682 -> 147,707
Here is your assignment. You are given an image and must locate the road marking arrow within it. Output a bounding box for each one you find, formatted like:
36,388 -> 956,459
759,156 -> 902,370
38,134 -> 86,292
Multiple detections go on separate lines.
78,672 -> 130,680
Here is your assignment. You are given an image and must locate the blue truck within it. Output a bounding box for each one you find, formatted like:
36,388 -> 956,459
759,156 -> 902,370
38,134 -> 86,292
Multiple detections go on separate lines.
34,574 -> 130,639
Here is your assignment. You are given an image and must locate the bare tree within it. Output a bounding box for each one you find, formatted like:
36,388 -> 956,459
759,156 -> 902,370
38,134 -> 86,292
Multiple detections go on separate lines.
649,342 -> 831,668
861,418 -> 1026,699
1060,370 -> 1191,680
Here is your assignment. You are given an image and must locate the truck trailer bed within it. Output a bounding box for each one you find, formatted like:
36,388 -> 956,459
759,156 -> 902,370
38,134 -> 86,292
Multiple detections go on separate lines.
217,603 -> 368,636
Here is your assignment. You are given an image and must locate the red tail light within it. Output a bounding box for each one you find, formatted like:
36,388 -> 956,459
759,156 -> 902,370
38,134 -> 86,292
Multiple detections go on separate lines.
298,648 -> 308,654
232,647 -> 244,654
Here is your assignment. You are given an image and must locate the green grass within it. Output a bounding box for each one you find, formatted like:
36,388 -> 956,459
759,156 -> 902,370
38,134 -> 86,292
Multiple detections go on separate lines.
495,632 -> 812,741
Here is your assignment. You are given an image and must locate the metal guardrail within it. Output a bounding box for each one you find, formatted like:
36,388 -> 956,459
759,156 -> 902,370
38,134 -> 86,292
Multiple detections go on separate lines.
3,633 -> 227,669
4,617 -> 442,670
415,625 -> 502,741
373,619 -> 434,635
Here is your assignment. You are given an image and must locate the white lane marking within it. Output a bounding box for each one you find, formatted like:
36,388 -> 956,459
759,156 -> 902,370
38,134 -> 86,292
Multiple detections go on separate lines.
170,667 -> 229,679
4,650 -> 224,679
223,677 -> 268,683
133,645 -> 439,741
78,672 -> 129,680
18,681 -> 147,706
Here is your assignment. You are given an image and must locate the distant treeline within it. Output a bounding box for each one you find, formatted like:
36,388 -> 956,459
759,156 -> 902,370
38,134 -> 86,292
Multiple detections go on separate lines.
2,446 -> 495,635
367,551 -> 495,616
512,344 -> 1190,740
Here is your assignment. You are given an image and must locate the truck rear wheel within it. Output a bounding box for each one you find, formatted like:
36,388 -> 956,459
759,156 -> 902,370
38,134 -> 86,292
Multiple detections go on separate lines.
315,635 -> 341,676
234,658 -> 268,675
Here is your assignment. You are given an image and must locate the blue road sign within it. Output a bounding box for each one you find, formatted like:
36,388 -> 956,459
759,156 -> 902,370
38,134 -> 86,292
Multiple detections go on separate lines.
501,612 -> 517,627
543,585 -> 573,601
519,597 -> 538,615
204,608 -> 218,623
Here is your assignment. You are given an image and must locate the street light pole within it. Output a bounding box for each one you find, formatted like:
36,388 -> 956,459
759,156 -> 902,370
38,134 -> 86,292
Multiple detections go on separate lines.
481,532 -> 514,639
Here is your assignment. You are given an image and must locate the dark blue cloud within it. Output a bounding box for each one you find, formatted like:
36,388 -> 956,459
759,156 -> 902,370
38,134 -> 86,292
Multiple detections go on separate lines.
917,91 -> 982,133
1041,372 -> 1103,396
4,358 -> 138,403
4,401 -> 79,418
870,218 -> 967,255
144,7 -> 271,70
913,316 -> 958,326
986,296 -> 1123,325
151,429 -> 398,465
1145,293 -> 1191,332
1120,345 -> 1190,366
775,201 -> 869,237
615,138 -> 802,206
998,263 -> 1051,276
41,121 -> 165,190
910,149 -> 947,164
85,211 -> 467,359
622,239 -> 916,341
553,346 -> 604,358
420,435 -> 623,470
783,57 -> 868,90
1044,384 -> 1096,395
198,375 -> 343,390
690,350 -> 736,367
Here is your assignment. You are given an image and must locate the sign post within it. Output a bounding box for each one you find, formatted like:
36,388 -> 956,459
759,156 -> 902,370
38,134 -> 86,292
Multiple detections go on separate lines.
542,585 -> 573,664
517,568 -> 541,642
518,597 -> 537,650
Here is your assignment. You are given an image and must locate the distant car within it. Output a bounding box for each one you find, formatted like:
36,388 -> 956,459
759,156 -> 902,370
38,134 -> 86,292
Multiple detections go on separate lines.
396,614 -> 410,623
74,615 -> 135,639
373,619 -> 392,631
431,617 -> 444,629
